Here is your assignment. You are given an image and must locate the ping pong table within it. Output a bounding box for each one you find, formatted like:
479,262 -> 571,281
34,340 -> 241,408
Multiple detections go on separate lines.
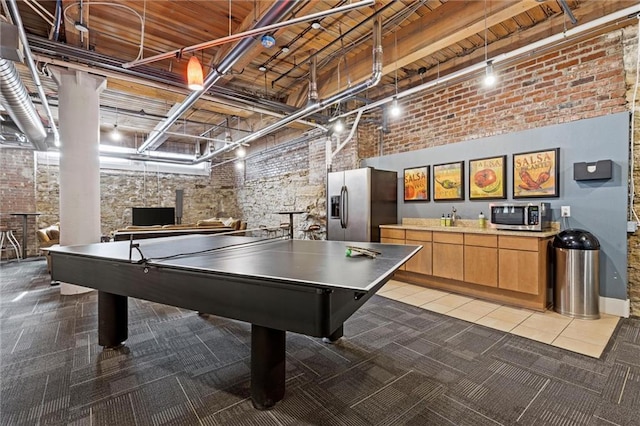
48,234 -> 420,409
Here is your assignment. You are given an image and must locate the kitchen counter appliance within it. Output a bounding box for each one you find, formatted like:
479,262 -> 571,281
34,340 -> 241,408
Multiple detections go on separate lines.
327,168 -> 397,242
489,202 -> 551,231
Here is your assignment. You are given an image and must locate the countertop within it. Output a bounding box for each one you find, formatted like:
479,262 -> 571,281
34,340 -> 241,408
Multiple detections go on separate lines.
381,219 -> 559,238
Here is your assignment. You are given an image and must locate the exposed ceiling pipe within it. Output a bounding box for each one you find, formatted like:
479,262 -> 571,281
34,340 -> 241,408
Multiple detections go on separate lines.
332,109 -> 364,159
273,0 -> 396,87
558,0 -> 578,25
97,3 -> 640,167
137,1 -> 299,154
192,15 -> 383,164
5,0 -> 59,149
0,59 -> 47,150
308,50 -> 318,104
123,0 -> 374,69
31,50 -> 329,128
335,3 -> 640,122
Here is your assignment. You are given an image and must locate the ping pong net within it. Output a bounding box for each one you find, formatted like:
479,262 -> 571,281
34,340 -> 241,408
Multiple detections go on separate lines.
127,229 -> 286,265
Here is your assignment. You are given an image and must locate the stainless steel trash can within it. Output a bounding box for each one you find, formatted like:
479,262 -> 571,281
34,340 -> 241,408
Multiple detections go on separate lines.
553,229 -> 600,319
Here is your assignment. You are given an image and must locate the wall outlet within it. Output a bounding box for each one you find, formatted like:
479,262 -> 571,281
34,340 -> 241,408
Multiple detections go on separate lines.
628,221 -> 638,233
561,206 -> 571,217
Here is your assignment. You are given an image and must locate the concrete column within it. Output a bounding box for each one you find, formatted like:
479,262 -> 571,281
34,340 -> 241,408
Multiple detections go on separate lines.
51,68 -> 106,295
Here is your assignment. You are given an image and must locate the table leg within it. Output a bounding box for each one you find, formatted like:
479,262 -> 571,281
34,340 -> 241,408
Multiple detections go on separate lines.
322,324 -> 344,343
288,213 -> 294,239
98,291 -> 128,348
20,215 -> 27,259
251,324 -> 285,410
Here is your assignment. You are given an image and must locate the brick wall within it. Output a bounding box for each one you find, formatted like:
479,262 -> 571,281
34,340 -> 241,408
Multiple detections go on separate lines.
368,32 -> 626,155
0,149 -> 37,258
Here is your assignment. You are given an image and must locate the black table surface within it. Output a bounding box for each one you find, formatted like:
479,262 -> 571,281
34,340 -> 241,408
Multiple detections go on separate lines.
49,235 -> 420,292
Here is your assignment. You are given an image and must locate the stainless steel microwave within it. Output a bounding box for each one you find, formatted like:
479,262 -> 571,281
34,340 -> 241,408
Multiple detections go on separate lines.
489,202 -> 551,231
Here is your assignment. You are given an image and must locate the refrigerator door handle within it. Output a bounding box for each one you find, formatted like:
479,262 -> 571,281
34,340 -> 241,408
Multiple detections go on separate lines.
339,186 -> 346,228
342,185 -> 349,228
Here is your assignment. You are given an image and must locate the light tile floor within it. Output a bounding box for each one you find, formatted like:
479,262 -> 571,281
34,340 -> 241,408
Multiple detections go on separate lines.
379,279 -> 620,358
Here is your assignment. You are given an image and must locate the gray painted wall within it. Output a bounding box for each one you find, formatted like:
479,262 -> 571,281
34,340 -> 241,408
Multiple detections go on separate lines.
363,112 -> 630,301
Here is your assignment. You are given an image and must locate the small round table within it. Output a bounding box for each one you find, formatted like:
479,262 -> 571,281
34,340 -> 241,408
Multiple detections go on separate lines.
276,211 -> 305,239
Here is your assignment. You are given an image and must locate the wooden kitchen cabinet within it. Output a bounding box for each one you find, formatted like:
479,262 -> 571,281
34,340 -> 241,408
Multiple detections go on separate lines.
498,236 -> 549,295
432,232 -> 463,281
405,230 -> 432,275
379,225 -> 556,311
464,234 -> 498,287
380,228 -> 405,244
381,228 -> 406,270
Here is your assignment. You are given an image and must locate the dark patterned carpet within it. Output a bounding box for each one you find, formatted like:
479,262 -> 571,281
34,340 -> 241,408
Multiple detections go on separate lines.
1,258 -> 639,426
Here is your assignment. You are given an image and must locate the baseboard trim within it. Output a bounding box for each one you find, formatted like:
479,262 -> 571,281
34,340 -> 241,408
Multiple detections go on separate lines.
600,296 -> 630,318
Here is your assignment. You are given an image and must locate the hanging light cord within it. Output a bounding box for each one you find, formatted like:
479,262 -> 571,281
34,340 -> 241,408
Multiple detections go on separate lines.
394,30 -> 398,96
484,0 -> 489,62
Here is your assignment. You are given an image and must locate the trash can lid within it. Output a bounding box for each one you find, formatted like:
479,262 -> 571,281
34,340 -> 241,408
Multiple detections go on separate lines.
553,229 -> 600,250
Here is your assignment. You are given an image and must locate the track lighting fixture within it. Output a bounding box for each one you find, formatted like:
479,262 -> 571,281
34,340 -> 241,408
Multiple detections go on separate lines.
236,146 -> 246,158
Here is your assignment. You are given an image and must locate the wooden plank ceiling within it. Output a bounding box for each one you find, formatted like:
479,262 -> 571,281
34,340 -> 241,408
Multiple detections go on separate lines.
1,0 -> 638,157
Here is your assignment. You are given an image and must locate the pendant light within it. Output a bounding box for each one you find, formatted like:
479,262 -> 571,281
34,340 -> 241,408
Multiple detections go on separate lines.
482,0 -> 496,87
111,107 -> 121,141
187,56 -> 204,91
484,60 -> 496,86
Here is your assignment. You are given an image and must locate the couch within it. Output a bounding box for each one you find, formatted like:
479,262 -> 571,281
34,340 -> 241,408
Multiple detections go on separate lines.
37,224 -> 60,273
111,217 -> 247,241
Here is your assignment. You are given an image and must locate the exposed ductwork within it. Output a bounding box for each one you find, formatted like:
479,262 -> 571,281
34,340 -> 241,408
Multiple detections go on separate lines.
0,58 -> 47,150
1,0 -> 60,151
192,15 -> 383,164
137,0 -> 299,154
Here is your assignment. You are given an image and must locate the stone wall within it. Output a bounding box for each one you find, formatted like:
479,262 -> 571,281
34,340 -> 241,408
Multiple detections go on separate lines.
234,135 -> 355,238
35,162 -> 240,236
624,24 -> 640,317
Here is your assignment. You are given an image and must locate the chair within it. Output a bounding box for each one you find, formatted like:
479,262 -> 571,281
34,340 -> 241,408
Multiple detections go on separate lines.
301,224 -> 321,240
0,225 -> 22,260
259,225 -> 279,238
279,222 -> 290,238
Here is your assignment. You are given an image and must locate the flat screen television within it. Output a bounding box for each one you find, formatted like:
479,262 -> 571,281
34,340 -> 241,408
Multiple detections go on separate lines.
132,207 -> 175,226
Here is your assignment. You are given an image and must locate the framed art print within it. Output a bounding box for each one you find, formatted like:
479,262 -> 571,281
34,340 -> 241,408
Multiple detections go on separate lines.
404,166 -> 429,201
513,148 -> 560,198
433,161 -> 464,201
469,155 -> 507,200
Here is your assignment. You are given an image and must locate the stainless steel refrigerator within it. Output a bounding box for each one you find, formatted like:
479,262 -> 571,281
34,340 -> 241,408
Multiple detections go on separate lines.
327,167 -> 397,242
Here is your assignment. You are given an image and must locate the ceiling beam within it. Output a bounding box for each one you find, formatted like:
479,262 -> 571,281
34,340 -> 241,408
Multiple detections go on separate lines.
289,0 -> 543,106
369,0 -> 638,100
